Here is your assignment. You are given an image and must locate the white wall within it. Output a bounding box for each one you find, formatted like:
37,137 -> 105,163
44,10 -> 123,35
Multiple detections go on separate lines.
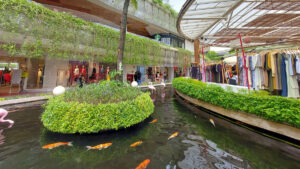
185,40 -> 195,63
185,40 -> 194,53
43,59 -> 69,89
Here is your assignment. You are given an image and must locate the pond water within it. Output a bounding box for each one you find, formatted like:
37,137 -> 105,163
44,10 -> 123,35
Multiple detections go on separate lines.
0,87 -> 299,169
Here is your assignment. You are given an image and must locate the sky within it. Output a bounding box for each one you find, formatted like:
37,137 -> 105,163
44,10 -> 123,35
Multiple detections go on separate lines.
167,0 -> 186,12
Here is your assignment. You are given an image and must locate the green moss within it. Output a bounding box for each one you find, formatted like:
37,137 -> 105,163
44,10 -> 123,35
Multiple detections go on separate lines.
172,77 -> 300,128
41,83 -> 154,134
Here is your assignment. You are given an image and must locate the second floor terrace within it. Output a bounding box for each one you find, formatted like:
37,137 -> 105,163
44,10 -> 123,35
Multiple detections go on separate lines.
0,0 -> 192,67
32,0 -> 178,38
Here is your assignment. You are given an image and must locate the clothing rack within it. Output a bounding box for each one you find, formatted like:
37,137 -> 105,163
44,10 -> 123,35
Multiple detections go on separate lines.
236,50 -> 300,98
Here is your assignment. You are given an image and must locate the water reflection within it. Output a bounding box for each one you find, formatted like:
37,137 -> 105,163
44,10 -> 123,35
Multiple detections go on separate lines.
179,134 -> 248,169
0,129 -> 5,145
39,118 -> 154,168
174,98 -> 300,169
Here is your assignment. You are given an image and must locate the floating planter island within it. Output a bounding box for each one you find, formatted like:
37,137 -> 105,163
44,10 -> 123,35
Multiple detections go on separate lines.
173,78 -> 300,141
42,81 -> 154,134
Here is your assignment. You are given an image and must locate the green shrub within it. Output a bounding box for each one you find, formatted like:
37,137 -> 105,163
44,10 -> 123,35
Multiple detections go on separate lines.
42,81 -> 154,134
63,81 -> 142,104
172,77 -> 300,128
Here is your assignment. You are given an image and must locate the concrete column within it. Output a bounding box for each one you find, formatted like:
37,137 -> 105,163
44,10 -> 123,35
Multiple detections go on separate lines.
43,59 -> 69,89
168,67 -> 174,82
26,58 -> 39,88
43,59 -> 57,89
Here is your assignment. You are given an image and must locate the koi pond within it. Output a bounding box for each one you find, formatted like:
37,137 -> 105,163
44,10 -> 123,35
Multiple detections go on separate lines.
0,87 -> 299,169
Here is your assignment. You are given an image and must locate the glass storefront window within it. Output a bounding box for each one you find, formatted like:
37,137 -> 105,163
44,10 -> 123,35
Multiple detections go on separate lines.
0,62 -> 19,70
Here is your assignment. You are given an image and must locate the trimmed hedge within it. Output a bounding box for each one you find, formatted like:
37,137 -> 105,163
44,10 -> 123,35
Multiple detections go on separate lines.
172,77 -> 300,128
42,86 -> 154,134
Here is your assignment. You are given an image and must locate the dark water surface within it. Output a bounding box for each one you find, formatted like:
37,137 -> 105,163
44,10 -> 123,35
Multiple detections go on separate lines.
0,87 -> 299,169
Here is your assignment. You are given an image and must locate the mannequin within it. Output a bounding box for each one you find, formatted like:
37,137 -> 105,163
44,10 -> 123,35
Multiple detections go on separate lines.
106,66 -> 110,81
37,68 -> 42,88
21,68 -> 28,91
74,65 -> 79,81
81,65 -> 86,81
81,65 -> 86,76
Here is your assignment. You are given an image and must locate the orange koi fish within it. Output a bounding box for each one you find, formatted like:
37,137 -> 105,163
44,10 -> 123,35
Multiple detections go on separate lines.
130,141 -> 143,147
168,132 -> 179,140
42,142 -> 72,149
136,159 -> 150,169
149,119 -> 157,124
209,118 -> 215,127
86,143 -> 112,150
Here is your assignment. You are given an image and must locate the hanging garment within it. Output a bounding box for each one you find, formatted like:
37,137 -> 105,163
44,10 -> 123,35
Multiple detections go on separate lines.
205,66 -> 210,82
292,55 -> 297,75
272,53 -> 280,90
212,65 -> 218,83
246,56 -> 251,87
243,57 -> 247,87
286,58 -> 300,98
277,53 -> 282,90
297,75 -> 300,94
238,57 -> 245,86
197,67 -> 201,81
254,54 -> 261,90
262,53 -> 268,88
270,52 -> 276,77
295,55 -> 300,74
191,66 -> 197,79
288,55 -> 295,76
250,55 -> 256,89
266,53 -> 273,91
281,54 -> 288,97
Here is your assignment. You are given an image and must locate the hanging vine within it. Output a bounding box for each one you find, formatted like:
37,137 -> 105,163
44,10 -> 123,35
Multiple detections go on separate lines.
0,0 -> 192,66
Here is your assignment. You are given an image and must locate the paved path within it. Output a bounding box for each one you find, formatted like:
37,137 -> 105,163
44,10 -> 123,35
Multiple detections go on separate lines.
0,83 -> 172,107
0,96 -> 48,107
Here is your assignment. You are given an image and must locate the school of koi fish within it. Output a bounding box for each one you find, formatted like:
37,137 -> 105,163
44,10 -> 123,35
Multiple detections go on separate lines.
42,118 -> 216,169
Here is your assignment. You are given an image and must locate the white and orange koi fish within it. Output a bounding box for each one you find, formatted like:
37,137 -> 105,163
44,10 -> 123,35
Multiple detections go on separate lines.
86,143 -> 112,150
209,118 -> 215,127
168,132 -> 179,140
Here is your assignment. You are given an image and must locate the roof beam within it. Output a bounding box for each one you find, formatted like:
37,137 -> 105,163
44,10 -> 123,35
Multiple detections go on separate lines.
186,5 -> 234,12
194,0 -> 238,5
182,17 -> 226,20
195,0 -> 245,39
